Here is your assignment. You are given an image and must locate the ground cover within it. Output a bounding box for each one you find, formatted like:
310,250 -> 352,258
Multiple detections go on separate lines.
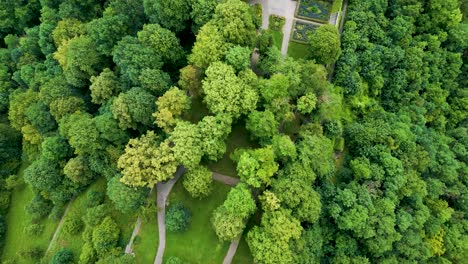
1,162 -> 59,264
163,181 -> 232,263
45,178 -> 107,260
287,41 -> 311,59
296,0 -> 333,23
272,31 -> 284,50
133,190 -> 159,264
292,20 -> 319,43
207,121 -> 258,177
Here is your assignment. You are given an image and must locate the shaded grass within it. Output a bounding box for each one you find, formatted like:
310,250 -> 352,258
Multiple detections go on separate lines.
232,236 -> 254,264
272,30 -> 284,50
164,181 -> 231,264
184,96 -> 210,124
287,41 -> 311,60
207,121 -> 258,177
1,162 -> 59,263
133,190 -> 159,264
46,178 -> 107,260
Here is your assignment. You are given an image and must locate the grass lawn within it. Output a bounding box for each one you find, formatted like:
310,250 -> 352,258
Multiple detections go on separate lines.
271,30 -> 284,50
133,190 -> 159,264
45,178 -> 107,260
232,236 -> 254,264
287,41 -> 311,60
164,181 -> 231,264
184,96 -> 210,124
207,121 -> 258,177
1,162 -> 59,264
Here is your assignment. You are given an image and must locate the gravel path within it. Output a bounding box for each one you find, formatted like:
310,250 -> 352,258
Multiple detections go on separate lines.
212,172 -> 240,186
154,167 -> 185,264
223,235 -> 242,264
46,197 -> 75,254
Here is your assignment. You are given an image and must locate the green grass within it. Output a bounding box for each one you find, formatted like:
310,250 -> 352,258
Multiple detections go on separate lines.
287,41 -> 311,60
207,122 -> 258,177
164,181 -> 231,264
45,178 -> 107,260
232,236 -> 254,264
184,96 -> 210,124
133,190 -> 159,264
1,162 -> 59,264
331,0 -> 343,13
271,30 -> 284,50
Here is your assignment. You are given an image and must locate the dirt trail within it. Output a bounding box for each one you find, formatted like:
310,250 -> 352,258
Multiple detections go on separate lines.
46,197 -> 75,254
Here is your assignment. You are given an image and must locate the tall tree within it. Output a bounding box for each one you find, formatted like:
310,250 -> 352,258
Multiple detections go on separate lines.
143,0 -> 191,32
308,24 -> 342,65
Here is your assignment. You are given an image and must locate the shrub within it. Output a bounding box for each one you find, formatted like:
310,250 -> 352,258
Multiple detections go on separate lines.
49,205 -> 65,221
50,248 -> 74,264
79,243 -> 96,264
23,223 -> 44,236
0,191 -> 10,213
166,203 -> 191,232
19,246 -> 43,260
165,256 -> 183,264
269,15 -> 285,31
63,214 -> 84,235
5,174 -> 23,190
334,137 -> 345,152
85,190 -> 105,208
83,204 -> 108,227
25,194 -> 52,221
252,3 -> 263,28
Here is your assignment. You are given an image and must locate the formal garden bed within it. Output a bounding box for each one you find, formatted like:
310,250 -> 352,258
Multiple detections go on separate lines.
296,0 -> 333,23
291,20 -> 319,43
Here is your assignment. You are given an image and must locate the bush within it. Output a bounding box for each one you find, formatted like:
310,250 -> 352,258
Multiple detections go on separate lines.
23,223 -> 44,236
252,3 -> 263,29
0,191 -> 10,213
269,15 -> 285,31
5,174 -> 23,190
166,203 -> 191,232
19,246 -> 43,261
49,205 -> 65,221
63,214 -> 84,235
25,194 -> 52,221
50,248 -> 74,264
85,191 -> 105,208
165,256 -> 183,264
83,204 -> 108,227
334,137 -> 345,152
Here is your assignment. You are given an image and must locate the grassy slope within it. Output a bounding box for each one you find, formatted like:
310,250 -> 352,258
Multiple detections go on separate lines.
164,181 -> 231,264
133,190 -> 159,264
1,162 -> 59,263
45,178 -> 107,260
287,41 -> 311,60
207,122 -> 258,177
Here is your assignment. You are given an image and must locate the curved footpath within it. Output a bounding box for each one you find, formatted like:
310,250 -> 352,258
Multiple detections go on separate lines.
125,188 -> 155,254
154,167 -> 185,264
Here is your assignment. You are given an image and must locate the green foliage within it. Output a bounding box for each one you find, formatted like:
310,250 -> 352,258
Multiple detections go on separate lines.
246,110 -> 279,144
236,147 -> 279,188
169,120 -> 203,169
271,134 -> 297,162
107,176 -> 147,213
269,15 -> 285,31
166,203 -> 192,232
111,87 -> 156,129
62,213 -> 84,235
50,248 -> 74,264
183,165 -> 213,199
143,0 -> 191,32
223,183 -> 256,219
92,216 -> 120,257
197,114 -> 232,161
225,45 -> 252,72
297,92 -> 317,114
189,22 -> 230,69
153,87 -> 191,132
137,23 -> 184,64
308,24 -> 341,65
90,68 -> 121,105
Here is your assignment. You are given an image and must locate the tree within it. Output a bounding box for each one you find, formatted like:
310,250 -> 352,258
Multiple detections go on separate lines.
188,22 -> 230,69
59,112 -> 101,155
118,131 -> 177,188
223,183 -> 256,218
25,101 -> 56,134
50,248 -> 74,264
62,213 -> 84,235
246,110 -> 279,144
202,62 -> 258,118
153,87 -> 191,132
143,0 -> 191,32
54,36 -> 103,87
166,203 -> 191,232
259,191 -> 281,211
197,114 -> 232,161
49,96 -> 85,122
63,155 -> 95,185
51,18 -> 86,47
87,13 -> 129,56
225,45 -> 251,72
137,23 -> 184,64
308,24 -> 342,65
236,147 -> 279,188
93,113 -> 129,146
271,134 -> 296,162
169,121 -> 203,169
191,0 -> 222,32
112,36 -> 163,85
211,206 -> 246,241
92,216 -> 120,257
107,177 -> 147,213
213,0 -> 257,46
297,92 -> 317,114
139,68 -> 171,96
297,135 -> 335,179
183,165 -> 213,199
24,158 -> 61,193
8,89 -> 38,131
111,87 -> 156,129
178,65 -> 203,97
89,68 -> 121,105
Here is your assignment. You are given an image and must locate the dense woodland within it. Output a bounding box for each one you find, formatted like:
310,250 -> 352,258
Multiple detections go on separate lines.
0,0 -> 466,263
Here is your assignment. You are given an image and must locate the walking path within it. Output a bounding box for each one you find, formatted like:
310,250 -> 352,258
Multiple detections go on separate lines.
223,235 -> 242,264
46,197 -> 75,254
212,172 -> 240,186
125,188 -> 155,254
154,167 -> 185,264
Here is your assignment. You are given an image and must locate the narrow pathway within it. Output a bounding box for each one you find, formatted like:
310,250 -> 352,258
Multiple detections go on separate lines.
212,172 -> 240,186
154,167 -> 185,264
125,188 -> 155,254
223,235 -> 242,264
46,197 -> 75,254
